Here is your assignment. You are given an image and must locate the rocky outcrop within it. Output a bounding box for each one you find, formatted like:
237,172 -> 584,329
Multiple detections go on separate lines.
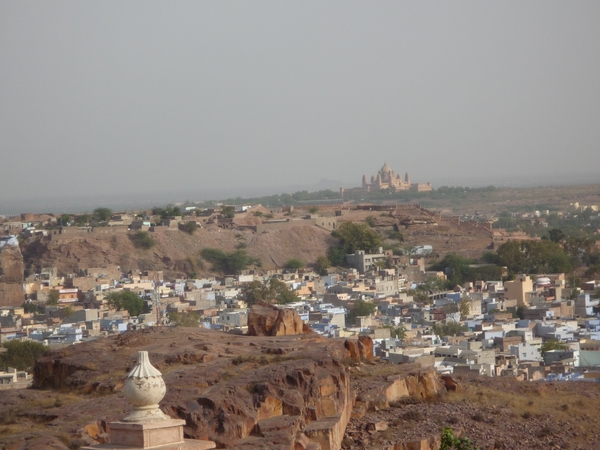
25,327 -> 450,450
27,327 -> 356,449
344,336 -> 374,362
247,301 -> 305,336
352,368 -> 444,415
440,374 -> 460,392
164,358 -> 353,449
0,238 -> 24,307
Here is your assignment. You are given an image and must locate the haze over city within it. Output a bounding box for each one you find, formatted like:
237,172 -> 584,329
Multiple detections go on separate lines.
1,1 -> 600,213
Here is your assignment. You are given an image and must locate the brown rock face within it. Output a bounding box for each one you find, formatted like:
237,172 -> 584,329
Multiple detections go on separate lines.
24,327 -> 355,449
440,374 -> 460,392
344,335 -> 374,362
0,241 -> 24,307
165,358 -> 353,449
353,368 -> 444,412
247,301 -> 304,336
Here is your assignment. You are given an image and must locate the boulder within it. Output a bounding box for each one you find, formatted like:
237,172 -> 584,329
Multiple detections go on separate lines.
344,335 -> 374,362
247,301 -> 304,336
440,374 -> 461,392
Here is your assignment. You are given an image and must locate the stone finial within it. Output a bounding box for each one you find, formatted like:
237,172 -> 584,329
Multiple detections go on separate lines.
122,351 -> 169,422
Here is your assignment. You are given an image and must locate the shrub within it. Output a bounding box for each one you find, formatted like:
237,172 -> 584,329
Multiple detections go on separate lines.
201,248 -> 250,274
168,311 -> 200,327
440,427 -> 480,450
182,221 -> 198,234
471,413 -> 484,422
285,258 -> 304,270
403,410 -> 424,421
130,231 -> 156,249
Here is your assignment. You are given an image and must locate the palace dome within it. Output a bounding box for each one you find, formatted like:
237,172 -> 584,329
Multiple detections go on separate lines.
380,162 -> 392,174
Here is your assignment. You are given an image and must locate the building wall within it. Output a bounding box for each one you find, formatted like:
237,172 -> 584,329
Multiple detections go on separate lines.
505,276 -> 534,307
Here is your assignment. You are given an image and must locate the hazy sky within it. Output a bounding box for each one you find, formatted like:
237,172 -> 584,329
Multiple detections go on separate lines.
1,1 -> 600,206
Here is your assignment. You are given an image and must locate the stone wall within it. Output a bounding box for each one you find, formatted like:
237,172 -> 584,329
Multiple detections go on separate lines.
255,219 -> 316,234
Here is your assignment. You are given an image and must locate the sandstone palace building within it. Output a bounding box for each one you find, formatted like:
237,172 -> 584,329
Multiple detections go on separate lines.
340,162 -> 432,198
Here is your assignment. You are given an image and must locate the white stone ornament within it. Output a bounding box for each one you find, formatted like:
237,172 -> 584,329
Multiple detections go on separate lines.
122,351 -> 169,422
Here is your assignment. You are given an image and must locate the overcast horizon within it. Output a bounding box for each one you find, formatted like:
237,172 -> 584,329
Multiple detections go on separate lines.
2,1 -> 600,213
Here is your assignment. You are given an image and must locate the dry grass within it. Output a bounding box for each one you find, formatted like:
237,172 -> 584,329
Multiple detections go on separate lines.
349,362 -> 417,379
445,381 -> 597,423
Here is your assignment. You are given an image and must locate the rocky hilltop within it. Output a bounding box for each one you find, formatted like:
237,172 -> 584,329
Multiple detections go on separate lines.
17,202 -> 501,278
0,307 -> 445,450
21,226 -> 338,277
3,317 -> 600,449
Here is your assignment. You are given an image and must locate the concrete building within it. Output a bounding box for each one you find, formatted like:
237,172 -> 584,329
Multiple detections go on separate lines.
504,275 -> 534,307
345,249 -> 391,274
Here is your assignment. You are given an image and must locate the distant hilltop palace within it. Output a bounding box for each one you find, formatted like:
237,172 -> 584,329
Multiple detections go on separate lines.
340,162 -> 433,198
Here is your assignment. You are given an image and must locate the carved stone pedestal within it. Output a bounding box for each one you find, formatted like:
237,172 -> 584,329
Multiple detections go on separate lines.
82,351 -> 215,450
83,418 -> 215,450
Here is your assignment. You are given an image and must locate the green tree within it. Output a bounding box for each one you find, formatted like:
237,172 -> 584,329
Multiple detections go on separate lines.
347,300 -> 377,323
548,228 -> 566,244
495,239 -> 572,275
47,290 -> 60,306
268,278 -> 299,304
410,289 -> 431,304
93,207 -> 112,222
152,206 -> 182,219
332,222 -> 382,253
459,297 -> 471,318
168,311 -> 200,327
541,339 -> 567,356
315,255 -> 330,275
105,291 -> 145,316
201,248 -> 250,274
130,231 -> 156,249
240,278 -> 299,305
429,254 -> 474,286
74,214 -> 91,226
22,302 -> 40,314
0,340 -> 48,373
182,221 -> 198,234
327,247 -> 346,266
240,280 -> 269,306
432,322 -> 467,337
285,258 -> 304,270
57,214 -> 71,226
63,305 -> 75,318
389,325 -> 406,339
308,207 -> 319,214
221,206 -> 235,219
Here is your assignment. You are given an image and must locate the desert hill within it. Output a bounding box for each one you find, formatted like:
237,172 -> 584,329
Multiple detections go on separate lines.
19,204 -> 497,278
21,225 -> 339,278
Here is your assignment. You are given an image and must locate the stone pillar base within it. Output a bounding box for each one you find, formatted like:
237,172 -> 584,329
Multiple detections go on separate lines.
82,441 -> 215,450
82,419 -> 215,450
